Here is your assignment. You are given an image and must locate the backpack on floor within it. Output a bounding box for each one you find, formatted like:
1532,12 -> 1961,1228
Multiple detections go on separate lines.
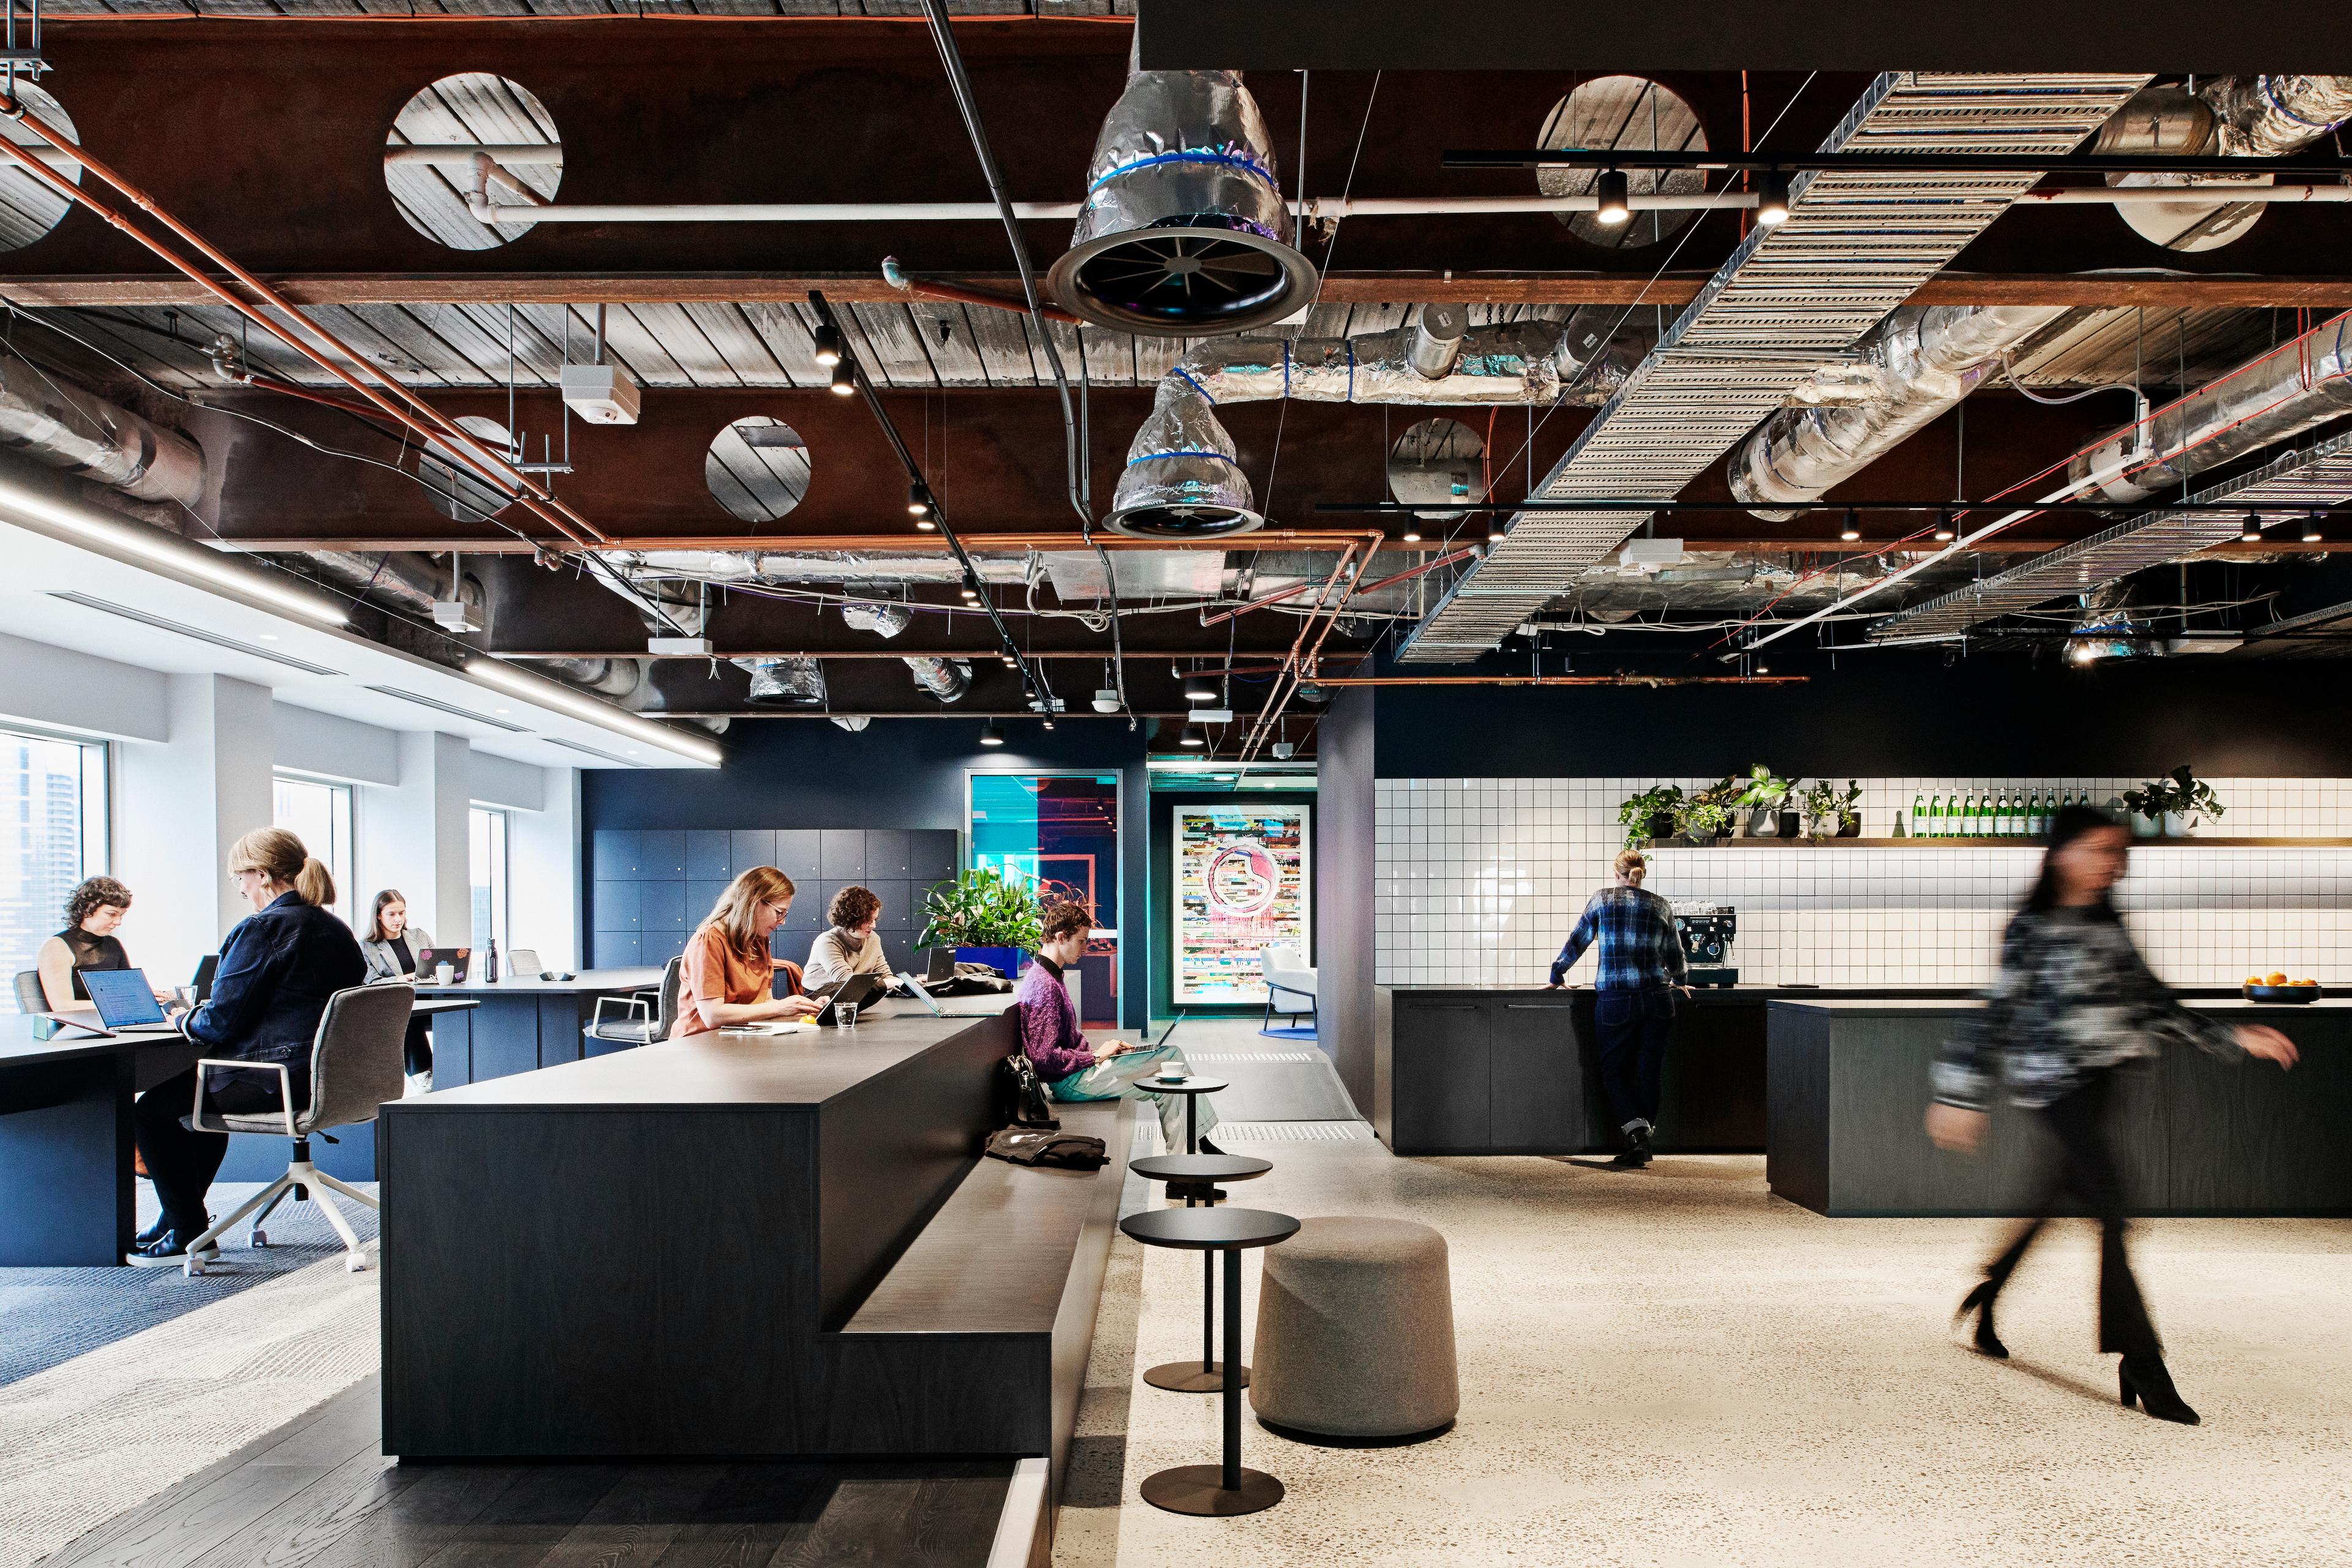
985,1128 -> 1109,1170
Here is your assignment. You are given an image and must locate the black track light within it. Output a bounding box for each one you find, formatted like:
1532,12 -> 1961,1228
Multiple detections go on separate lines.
1401,528 -> 1422,543
907,483 -> 933,519
979,723 -> 1005,747
1933,508 -> 1955,542
2242,511 -> 2263,542
2304,511 -> 2325,543
1594,168 -> 1632,227
1182,672 -> 1217,703
1041,716 -> 1057,731
829,360 -> 856,397
1838,508 -> 1861,542
1178,723 -> 1206,749
812,323 -> 842,368
1755,167 -> 1792,226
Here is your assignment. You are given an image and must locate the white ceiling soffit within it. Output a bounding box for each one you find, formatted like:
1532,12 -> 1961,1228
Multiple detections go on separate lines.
1871,427 -> 2352,640
0,516 -> 718,769
1396,70 -> 2154,664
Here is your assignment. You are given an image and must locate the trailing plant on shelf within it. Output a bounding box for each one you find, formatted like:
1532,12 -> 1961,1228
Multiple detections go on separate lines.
1677,777 -> 1741,845
916,865 -> 1046,952
1618,783 -> 1686,846
1735,765 -> 1796,835
1799,779 -> 1856,840
2123,765 -> 2225,836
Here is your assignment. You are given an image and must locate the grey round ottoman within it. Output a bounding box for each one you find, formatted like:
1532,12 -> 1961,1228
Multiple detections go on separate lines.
1248,1216 -> 1458,1444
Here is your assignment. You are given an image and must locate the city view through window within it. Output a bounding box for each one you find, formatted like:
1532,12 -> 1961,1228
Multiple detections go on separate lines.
0,728 -> 107,984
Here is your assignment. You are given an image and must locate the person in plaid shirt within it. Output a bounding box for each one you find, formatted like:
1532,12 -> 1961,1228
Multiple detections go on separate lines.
1548,850 -> 1691,1167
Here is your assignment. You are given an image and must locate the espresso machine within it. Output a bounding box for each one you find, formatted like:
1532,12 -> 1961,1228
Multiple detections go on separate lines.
1671,902 -> 1738,987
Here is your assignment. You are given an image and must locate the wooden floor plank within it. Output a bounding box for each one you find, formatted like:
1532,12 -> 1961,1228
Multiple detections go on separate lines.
533,1465 -> 730,1568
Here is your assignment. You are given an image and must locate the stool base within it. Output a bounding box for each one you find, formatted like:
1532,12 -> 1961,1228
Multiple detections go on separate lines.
1143,1359 -> 1248,1393
1139,1464 -> 1284,1517
1256,1414 -> 1456,1448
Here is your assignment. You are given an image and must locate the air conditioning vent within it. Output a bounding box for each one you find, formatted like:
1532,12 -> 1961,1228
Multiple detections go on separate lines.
542,736 -> 642,766
361,684 -> 530,732
48,593 -> 347,676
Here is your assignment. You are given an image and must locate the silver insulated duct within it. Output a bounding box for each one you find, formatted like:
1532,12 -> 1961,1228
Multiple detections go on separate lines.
2097,75 -> 2352,251
1107,377 -> 1265,541
1046,48 -> 1315,336
904,656 -> 971,704
734,655 -> 827,708
0,351 -> 204,506
1727,305 -> 2069,518
2065,312 -> 2352,504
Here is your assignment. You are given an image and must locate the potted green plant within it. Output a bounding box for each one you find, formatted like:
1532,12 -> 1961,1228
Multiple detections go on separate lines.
916,865 -> 1047,974
1617,783 -> 1686,846
1832,778 -> 1863,837
2125,765 -> 2225,838
1677,777 -> 1740,846
1799,779 -> 1849,841
1736,764 -> 1795,837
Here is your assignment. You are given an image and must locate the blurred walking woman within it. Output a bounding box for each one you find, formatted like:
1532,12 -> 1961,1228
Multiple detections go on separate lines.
1547,848 -> 1690,1168
1929,805 -> 2299,1423
129,829 -> 366,1265
669,866 -> 824,1039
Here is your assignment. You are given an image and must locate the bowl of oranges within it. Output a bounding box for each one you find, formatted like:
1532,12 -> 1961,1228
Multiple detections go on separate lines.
2242,971 -> 2323,1003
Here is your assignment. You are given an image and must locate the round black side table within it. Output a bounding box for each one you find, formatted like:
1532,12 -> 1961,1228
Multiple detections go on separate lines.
1120,1205 -> 1300,1517
1137,1074 -> 1227,1155
1130,1153 -> 1273,1394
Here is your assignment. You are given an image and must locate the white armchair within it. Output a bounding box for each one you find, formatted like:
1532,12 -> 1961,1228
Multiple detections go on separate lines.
1260,944 -> 1319,1031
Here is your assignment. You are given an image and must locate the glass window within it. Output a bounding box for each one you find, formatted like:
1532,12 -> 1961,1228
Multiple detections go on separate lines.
469,807 -> 508,952
0,727 -> 108,981
968,774 -> 1121,932
273,774 -> 354,927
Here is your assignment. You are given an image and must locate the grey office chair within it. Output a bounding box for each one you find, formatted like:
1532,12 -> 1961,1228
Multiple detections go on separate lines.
586,955 -> 682,1049
507,948 -> 541,975
14,970 -> 45,1013
181,983 -> 411,1277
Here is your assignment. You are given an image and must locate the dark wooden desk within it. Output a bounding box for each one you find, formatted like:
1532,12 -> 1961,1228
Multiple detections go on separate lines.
381,997 -> 1131,1476
0,998 -> 478,1266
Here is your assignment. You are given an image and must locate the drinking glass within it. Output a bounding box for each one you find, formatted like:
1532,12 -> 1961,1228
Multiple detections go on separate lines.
835,1002 -> 858,1030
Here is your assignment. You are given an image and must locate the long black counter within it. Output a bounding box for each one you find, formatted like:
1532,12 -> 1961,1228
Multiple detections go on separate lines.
1371,984 -> 1973,1156
379,999 -> 1130,1494
1767,997 -> 2352,1217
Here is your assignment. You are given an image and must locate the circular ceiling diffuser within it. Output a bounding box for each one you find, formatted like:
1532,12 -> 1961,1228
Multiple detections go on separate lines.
1050,219 -> 1316,336
1104,495 -> 1265,541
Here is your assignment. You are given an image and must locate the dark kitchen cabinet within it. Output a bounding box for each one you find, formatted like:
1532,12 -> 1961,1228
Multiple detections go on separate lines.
1489,998 -> 1585,1151
1389,997 -> 1491,1152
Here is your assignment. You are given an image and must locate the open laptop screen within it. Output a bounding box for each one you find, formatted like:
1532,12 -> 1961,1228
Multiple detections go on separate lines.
83,968 -> 168,1030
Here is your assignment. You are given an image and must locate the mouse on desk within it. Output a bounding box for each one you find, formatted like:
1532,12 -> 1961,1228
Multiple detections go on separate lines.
539,970 -> 576,982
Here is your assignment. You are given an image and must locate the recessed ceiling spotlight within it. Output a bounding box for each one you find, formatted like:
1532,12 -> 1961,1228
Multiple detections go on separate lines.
811,323 -> 843,368
1594,168 -> 1632,226
1755,167 -> 1792,226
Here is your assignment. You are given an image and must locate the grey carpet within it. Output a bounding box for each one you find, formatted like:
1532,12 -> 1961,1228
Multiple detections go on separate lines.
0,1182 -> 380,1389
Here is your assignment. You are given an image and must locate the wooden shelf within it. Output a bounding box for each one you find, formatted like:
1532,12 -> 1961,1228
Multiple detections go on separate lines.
1647,837 -> 2352,849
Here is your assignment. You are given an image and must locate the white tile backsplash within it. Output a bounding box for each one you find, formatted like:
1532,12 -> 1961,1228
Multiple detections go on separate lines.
1373,777 -> 2352,989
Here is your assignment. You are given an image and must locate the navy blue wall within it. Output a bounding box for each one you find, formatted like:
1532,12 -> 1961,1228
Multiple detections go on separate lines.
583,717 -> 1156,1028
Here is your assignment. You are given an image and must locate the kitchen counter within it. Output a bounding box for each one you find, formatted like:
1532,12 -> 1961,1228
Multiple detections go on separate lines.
1766,997 -> 2352,1216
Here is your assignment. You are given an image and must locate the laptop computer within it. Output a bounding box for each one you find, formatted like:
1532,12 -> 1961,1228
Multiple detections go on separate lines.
809,971 -> 885,1025
82,968 -> 178,1035
925,947 -> 957,984
415,948 -> 471,984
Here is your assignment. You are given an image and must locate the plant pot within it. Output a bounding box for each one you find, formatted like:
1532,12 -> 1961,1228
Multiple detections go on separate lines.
2128,811 -> 2160,839
1645,812 -> 1677,840
1746,807 -> 1778,837
956,944 -> 1030,979
1836,815 -> 1861,838
1777,810 -> 1801,839
1686,830 -> 1718,847
2162,811 -> 2193,837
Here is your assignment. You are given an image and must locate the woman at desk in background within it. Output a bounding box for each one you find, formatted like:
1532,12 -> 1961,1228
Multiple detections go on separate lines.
360,889 -> 435,1095
1019,902 -> 1219,1155
36,876 -> 165,1014
669,866 -> 826,1039
128,828 -> 366,1266
802,885 -> 891,992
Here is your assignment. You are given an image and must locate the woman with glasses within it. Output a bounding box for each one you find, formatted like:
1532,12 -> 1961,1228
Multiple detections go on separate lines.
668,866 -> 825,1039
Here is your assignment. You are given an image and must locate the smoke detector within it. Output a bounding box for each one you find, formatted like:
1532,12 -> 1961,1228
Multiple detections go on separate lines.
560,363 -> 642,426
647,635 -> 714,656
1271,741 -> 1297,759
430,599 -> 483,633
1093,688 -> 1121,714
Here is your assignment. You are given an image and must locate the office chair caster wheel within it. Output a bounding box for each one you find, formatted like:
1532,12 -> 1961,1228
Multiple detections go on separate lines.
184,1256 -> 206,1277
344,1254 -> 368,1273
250,1229 -> 268,1249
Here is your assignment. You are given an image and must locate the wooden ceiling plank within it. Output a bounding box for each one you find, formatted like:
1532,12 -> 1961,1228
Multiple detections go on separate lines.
845,302 -> 941,390
903,301 -> 992,386
681,301 -> 789,384
737,301 -> 826,388
592,303 -> 693,386
962,303 -> 1039,386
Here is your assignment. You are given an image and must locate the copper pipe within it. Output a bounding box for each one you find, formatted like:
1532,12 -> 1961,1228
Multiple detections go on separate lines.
1252,543 -> 1376,758
1201,538 -> 1464,629
0,97 -> 609,551
491,650 -> 1316,662
883,266 -> 1085,326
1240,531 -> 1384,761
1313,674 -> 1810,687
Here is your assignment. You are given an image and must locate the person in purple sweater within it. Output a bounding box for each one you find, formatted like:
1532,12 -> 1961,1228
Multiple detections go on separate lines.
1017,902 -> 1221,1153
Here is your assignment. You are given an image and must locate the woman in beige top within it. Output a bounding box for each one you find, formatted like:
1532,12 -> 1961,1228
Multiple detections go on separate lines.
802,884 -> 892,992
670,867 -> 824,1039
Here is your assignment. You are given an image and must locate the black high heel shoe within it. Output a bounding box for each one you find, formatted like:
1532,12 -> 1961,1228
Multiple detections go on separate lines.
1953,1281 -> 2008,1359
2119,1356 -> 2201,1425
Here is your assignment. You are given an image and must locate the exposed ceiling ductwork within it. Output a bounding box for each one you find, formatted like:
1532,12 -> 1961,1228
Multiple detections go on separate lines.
0,349 -> 205,507
1396,69 -> 2155,663
734,654 -> 827,708
903,655 -> 972,704
1047,47 -> 1314,337
2098,75 -> 2352,251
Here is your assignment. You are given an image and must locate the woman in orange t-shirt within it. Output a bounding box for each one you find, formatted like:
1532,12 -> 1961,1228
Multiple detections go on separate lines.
669,866 -> 824,1039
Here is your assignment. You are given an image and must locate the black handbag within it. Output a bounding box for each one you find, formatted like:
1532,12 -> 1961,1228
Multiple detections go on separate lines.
995,1050 -> 1060,1131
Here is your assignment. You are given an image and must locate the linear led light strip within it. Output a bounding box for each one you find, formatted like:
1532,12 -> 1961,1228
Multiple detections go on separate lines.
468,657 -> 722,767
0,472 -> 347,626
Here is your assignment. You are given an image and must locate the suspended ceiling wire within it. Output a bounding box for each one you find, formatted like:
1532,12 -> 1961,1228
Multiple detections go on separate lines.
919,0 -> 1113,722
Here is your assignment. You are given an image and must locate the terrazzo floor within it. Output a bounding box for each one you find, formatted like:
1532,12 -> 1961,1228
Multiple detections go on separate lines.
1068,1140 -> 2352,1568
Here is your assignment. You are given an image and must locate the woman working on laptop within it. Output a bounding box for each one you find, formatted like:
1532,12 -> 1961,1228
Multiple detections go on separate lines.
36,876 -> 168,1014
360,889 -> 436,1093
127,828 -> 366,1266
669,866 -> 826,1039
